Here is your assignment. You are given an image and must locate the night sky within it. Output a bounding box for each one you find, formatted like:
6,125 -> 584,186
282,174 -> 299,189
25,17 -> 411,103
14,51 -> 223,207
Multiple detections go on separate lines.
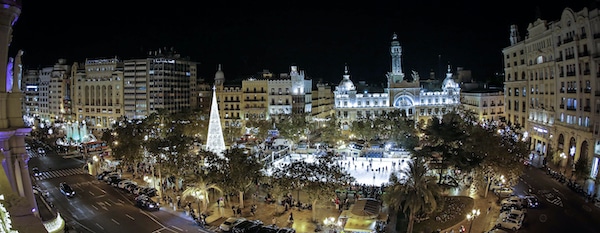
8,1 -> 593,85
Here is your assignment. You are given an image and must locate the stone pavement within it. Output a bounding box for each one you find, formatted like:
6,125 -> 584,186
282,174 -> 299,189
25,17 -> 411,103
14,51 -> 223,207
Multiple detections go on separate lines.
119,171 -> 349,233
439,184 -> 504,233
119,169 -> 505,233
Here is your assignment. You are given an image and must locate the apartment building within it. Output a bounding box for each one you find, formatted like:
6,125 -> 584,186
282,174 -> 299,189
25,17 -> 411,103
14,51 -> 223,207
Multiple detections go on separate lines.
22,69 -> 40,120
460,89 -> 505,122
503,7 -> 600,183
72,58 -> 124,131
312,83 -> 335,120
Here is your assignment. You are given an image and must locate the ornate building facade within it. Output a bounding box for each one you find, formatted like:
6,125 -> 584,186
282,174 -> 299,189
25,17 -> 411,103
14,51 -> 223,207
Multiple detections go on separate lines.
334,33 -> 462,128
502,7 -> 600,194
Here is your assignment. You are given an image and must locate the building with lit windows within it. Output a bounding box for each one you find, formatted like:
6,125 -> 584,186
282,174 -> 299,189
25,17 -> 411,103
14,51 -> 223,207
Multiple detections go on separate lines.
460,89 -> 505,122
123,49 -> 198,120
22,69 -> 40,119
72,58 -> 125,131
334,33 -> 461,129
503,6 -> 600,195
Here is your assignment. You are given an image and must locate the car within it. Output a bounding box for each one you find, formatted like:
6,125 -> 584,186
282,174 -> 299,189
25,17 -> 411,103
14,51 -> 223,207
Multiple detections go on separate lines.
118,179 -> 137,189
494,187 -> 513,198
495,217 -> 523,231
59,182 -> 75,198
134,195 -> 160,211
500,196 -> 524,208
124,183 -> 138,193
96,170 -> 114,180
140,187 -> 158,197
102,172 -> 121,182
32,185 -> 49,198
37,148 -> 45,154
220,217 -> 246,232
31,167 -> 40,176
498,208 -> 525,223
485,229 -> 510,233
107,177 -> 123,186
256,225 -> 279,233
231,219 -> 262,233
523,195 -> 539,208
276,228 -> 296,233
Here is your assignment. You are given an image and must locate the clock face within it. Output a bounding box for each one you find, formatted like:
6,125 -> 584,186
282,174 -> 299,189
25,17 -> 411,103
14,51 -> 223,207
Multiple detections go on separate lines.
116,85 -> 120,90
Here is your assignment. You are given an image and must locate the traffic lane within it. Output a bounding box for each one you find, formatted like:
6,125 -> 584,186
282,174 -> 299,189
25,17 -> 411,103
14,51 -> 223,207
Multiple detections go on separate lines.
519,167 -> 600,233
52,175 -> 173,233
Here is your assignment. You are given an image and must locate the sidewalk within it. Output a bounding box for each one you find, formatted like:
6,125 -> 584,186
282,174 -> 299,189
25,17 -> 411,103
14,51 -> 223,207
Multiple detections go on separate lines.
435,180 -> 499,233
119,171 -> 347,233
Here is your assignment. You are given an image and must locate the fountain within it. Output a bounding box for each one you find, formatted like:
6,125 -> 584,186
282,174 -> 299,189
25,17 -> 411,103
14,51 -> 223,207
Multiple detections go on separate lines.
56,120 -> 97,147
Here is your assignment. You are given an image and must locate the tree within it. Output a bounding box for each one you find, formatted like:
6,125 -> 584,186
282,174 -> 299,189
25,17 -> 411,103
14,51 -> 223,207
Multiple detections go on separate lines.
204,148 -> 264,209
470,123 -> 527,198
181,177 -> 223,214
382,157 -> 441,233
574,154 -> 591,180
271,152 -> 355,221
105,120 -> 145,172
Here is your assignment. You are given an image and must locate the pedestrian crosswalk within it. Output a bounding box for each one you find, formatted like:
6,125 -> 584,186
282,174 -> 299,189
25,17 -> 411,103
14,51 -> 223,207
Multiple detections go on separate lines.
34,168 -> 89,181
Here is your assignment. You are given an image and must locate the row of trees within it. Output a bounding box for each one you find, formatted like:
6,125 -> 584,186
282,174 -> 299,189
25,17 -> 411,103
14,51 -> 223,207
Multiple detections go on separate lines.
100,107 -> 529,233
101,109 -> 354,220
382,110 -> 530,233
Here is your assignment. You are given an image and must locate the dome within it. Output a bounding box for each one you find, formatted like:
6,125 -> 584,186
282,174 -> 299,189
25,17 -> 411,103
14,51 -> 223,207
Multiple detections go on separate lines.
337,65 -> 355,92
215,64 -> 225,82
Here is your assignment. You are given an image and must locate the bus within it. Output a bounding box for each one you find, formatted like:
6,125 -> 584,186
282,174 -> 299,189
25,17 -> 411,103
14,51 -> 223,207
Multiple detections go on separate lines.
80,141 -> 108,155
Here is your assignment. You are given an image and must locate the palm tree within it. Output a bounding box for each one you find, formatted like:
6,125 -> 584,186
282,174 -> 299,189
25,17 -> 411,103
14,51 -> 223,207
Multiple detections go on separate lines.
181,179 -> 223,214
383,158 -> 441,233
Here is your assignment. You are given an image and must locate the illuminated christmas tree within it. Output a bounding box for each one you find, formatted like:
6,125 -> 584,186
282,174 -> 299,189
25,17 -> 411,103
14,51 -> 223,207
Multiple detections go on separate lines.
205,86 -> 226,156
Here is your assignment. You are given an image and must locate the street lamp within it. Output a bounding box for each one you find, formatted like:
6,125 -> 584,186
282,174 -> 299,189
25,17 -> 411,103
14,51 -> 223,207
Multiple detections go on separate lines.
466,209 -> 480,233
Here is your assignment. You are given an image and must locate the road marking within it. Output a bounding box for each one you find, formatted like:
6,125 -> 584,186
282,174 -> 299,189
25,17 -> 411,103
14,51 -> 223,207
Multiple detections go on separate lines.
92,205 -> 98,210
126,214 -> 135,220
111,218 -> 120,225
171,226 -> 183,231
95,223 -> 104,230
141,211 -> 177,232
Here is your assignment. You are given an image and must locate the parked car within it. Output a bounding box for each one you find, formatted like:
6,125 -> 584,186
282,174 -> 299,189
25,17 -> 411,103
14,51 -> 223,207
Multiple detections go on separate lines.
500,196 -> 524,208
134,195 -> 159,211
32,185 -> 49,198
96,170 -> 114,180
139,187 -> 158,197
232,220 -> 263,233
498,208 -> 526,223
494,187 -> 513,198
59,182 -> 75,198
102,172 -> 121,182
495,216 -> 523,231
220,217 -> 246,232
124,183 -> 138,193
276,228 -> 296,233
256,225 -> 279,233
118,180 -> 137,189
107,177 -> 124,186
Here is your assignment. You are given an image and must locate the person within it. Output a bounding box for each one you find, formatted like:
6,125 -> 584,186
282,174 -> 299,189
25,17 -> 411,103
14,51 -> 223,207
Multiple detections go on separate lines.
288,212 -> 294,223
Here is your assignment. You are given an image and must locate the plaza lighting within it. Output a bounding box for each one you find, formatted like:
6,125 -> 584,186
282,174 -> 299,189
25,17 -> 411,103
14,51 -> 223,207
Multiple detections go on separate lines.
466,209 -> 480,233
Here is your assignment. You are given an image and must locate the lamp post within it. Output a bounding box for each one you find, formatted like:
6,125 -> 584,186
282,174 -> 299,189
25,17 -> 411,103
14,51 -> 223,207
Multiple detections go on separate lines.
466,209 -> 480,233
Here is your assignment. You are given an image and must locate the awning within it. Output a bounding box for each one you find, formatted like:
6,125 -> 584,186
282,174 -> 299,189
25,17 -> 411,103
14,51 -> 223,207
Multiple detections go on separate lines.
343,218 -> 376,232
351,198 -> 381,219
